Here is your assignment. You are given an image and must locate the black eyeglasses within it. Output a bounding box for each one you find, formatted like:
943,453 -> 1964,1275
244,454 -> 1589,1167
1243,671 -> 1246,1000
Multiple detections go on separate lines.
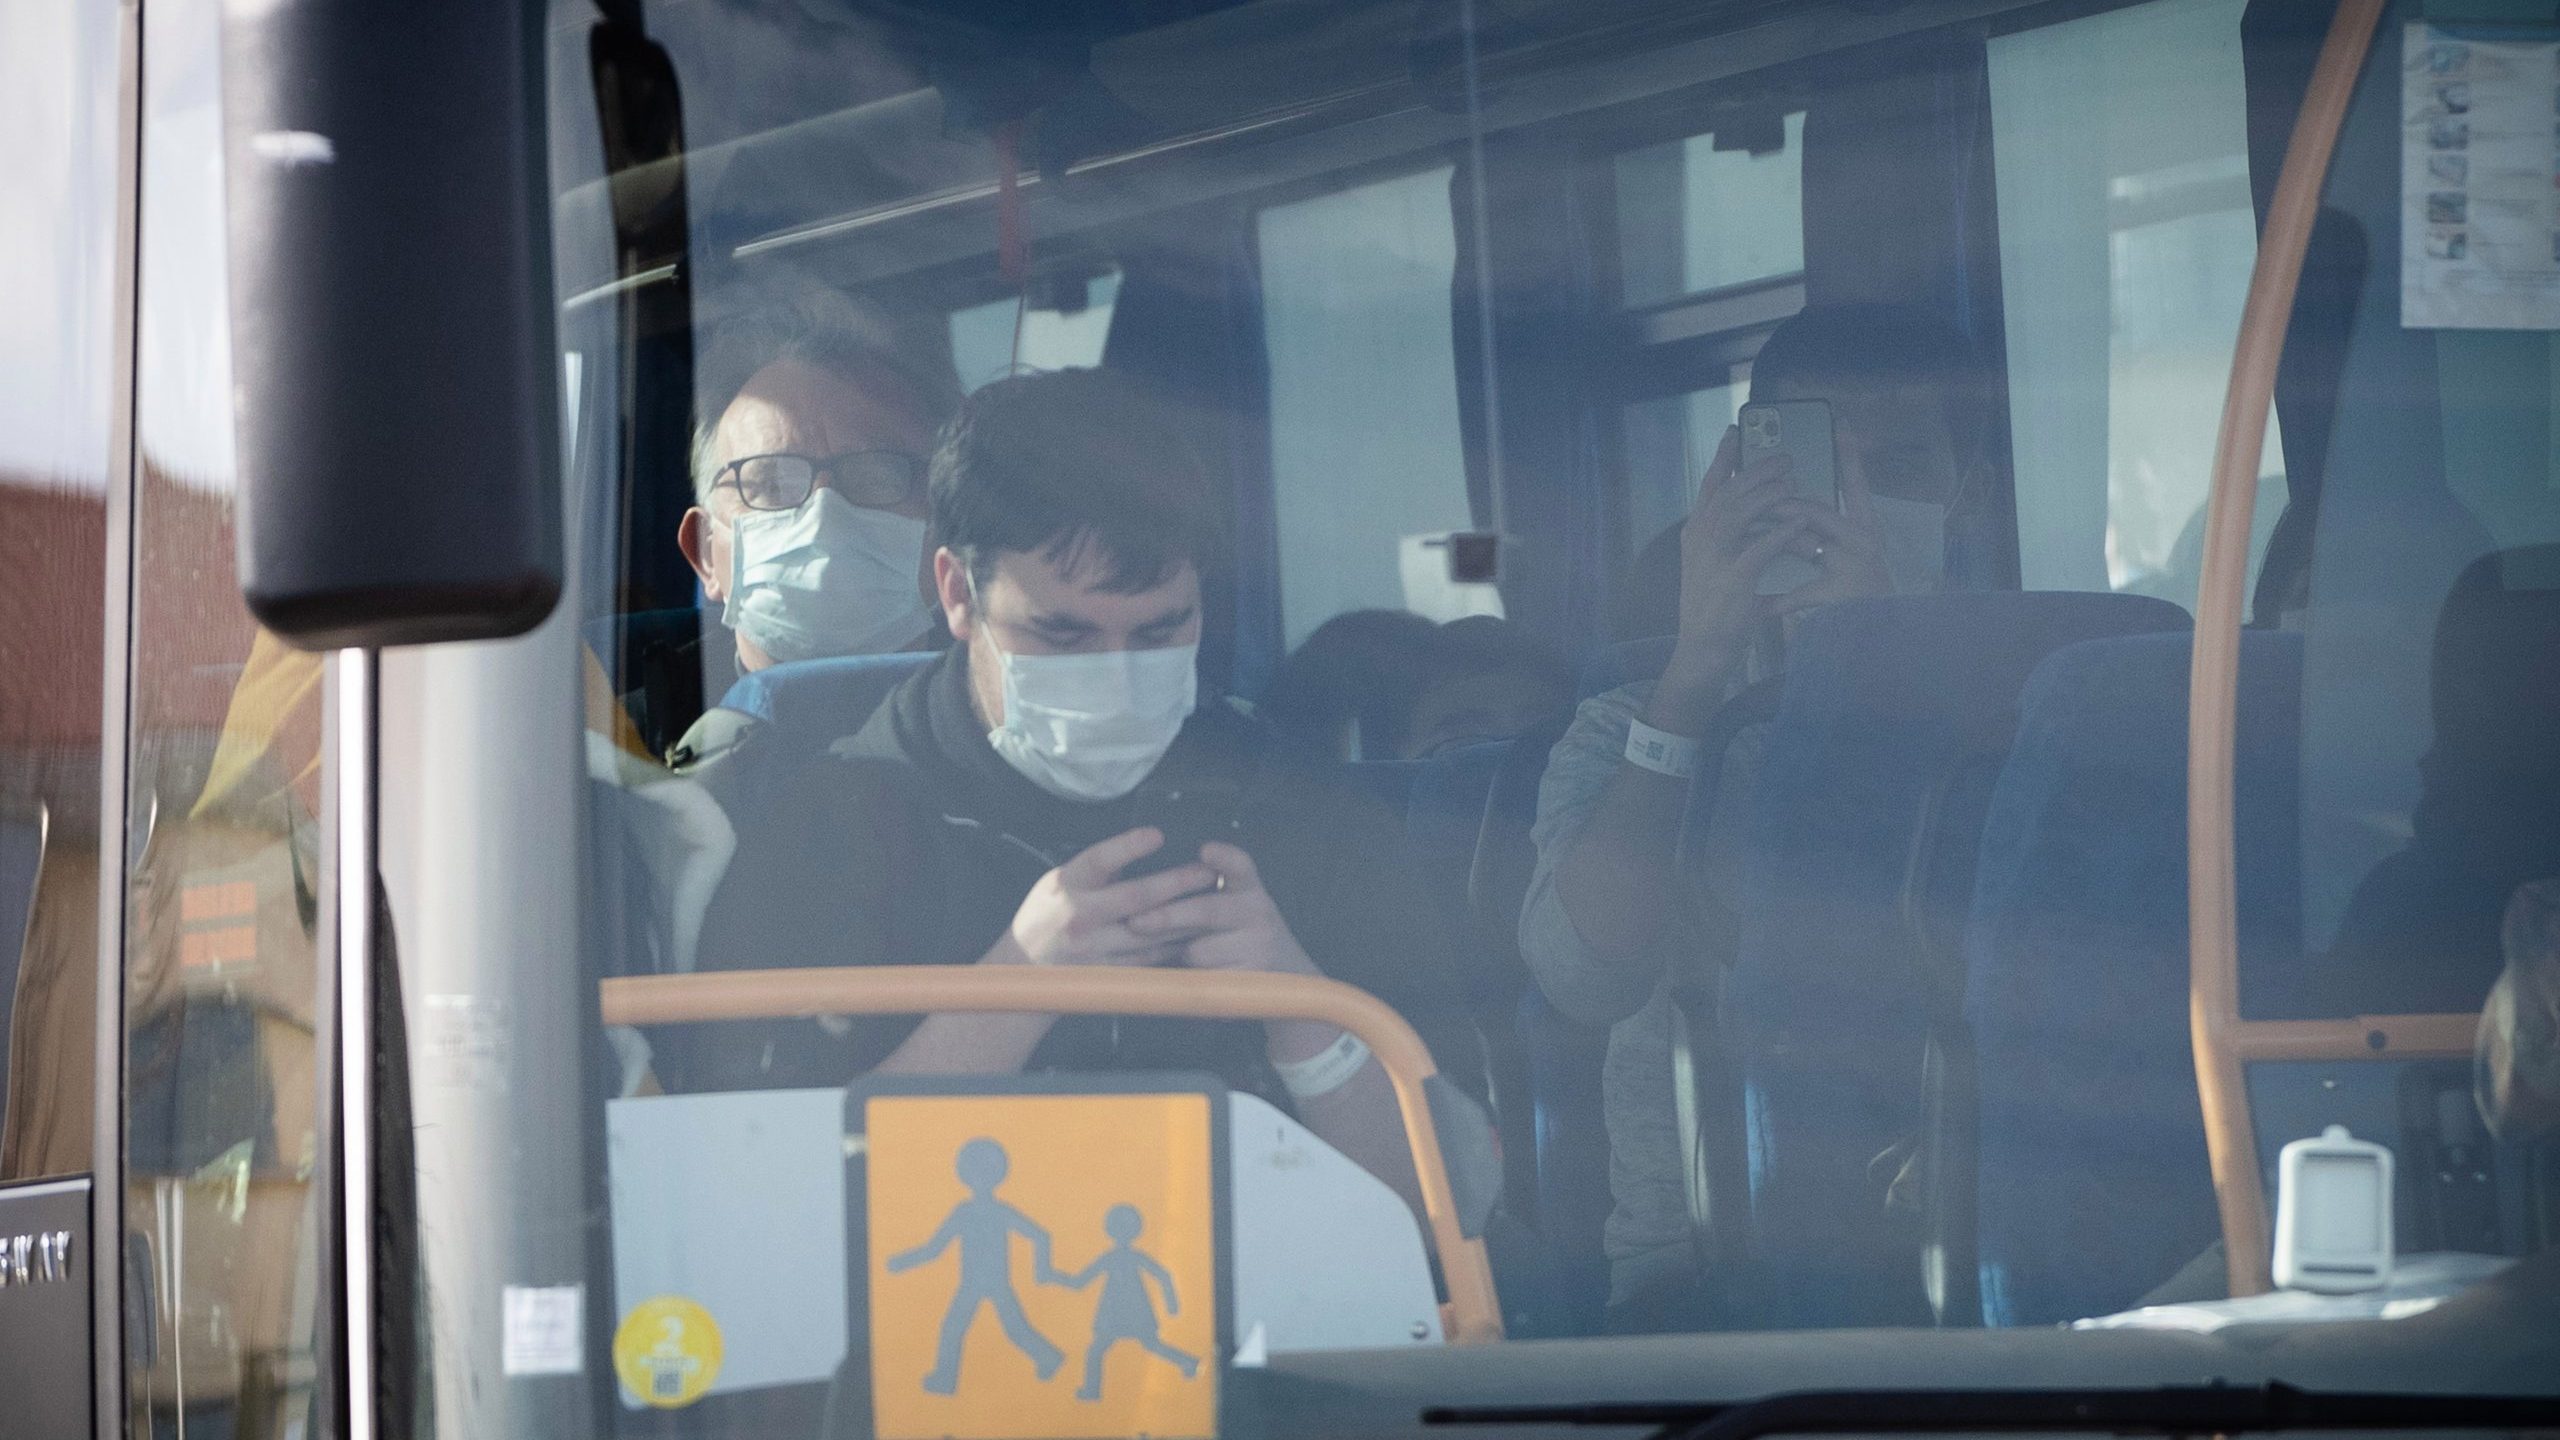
714,450 -> 924,512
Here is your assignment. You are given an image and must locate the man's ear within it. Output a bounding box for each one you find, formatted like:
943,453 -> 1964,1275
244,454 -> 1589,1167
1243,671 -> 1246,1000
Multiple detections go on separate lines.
933,546 -> 974,640
678,507 -> 726,601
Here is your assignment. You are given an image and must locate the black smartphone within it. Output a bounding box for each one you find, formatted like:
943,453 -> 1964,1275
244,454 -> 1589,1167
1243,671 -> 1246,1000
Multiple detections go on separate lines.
1119,780 -> 1247,882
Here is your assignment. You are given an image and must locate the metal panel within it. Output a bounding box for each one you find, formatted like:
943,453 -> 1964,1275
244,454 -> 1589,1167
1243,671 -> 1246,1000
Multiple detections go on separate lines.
94,0 -> 143,1430
0,1176 -> 96,1439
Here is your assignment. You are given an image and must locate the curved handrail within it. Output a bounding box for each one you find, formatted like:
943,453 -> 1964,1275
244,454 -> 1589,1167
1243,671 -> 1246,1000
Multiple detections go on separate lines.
601,964 -> 1506,1343
2188,0 -> 2386,1299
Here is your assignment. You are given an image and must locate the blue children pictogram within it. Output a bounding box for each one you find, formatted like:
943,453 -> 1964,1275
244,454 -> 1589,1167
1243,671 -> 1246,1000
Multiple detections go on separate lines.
884,1138 -> 1067,1395
1057,1203 -> 1202,1401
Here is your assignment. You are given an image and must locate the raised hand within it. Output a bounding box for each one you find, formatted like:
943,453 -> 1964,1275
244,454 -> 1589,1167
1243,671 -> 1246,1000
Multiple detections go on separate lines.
1654,425 -> 1808,722
1769,465 -> 1892,615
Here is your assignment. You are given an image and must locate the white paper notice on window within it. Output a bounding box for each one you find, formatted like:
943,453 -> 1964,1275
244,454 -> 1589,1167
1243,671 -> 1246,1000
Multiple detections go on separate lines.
502,1284 -> 586,1376
2403,23 -> 2560,330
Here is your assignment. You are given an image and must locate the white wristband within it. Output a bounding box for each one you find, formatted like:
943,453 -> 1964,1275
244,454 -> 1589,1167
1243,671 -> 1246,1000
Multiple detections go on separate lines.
1273,1029 -> 1371,1100
1624,717 -> 1701,779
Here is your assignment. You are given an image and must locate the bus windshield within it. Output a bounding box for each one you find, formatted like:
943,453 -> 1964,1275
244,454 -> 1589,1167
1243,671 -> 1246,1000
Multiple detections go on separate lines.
354,0 -> 2556,1432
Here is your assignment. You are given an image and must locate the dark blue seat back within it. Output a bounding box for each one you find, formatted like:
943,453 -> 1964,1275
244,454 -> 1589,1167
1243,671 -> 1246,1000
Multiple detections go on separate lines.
1720,592 -> 2188,1328
717,652 -> 935,749
1351,737 -> 1604,1335
1971,551 -> 2560,1325
1348,741 -> 1540,1061
1579,635 -> 1675,699
1965,630 -> 2302,1327
1485,637 -> 1682,1327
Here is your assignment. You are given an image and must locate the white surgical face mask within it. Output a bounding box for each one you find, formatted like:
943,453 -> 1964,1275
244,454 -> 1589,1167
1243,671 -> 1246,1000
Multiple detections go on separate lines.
1871,494 -> 1948,596
722,489 -> 931,665
983,638 -> 1199,801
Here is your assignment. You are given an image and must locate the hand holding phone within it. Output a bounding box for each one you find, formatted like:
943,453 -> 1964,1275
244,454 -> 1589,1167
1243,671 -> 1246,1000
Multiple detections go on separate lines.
1736,400 -> 1842,596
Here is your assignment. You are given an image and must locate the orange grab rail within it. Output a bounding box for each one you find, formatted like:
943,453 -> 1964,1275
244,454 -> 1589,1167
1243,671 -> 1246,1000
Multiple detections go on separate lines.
600,964 -> 1506,1342
2189,0 -> 2481,1299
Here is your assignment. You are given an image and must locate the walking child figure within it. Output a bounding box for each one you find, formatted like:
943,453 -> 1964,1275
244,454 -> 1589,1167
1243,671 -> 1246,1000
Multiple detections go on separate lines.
886,1138 -> 1067,1395
1059,1203 -> 1201,1401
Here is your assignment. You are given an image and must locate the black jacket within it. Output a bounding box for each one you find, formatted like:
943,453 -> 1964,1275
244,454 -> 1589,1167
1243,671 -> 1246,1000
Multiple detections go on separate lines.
657,647 -> 1484,1108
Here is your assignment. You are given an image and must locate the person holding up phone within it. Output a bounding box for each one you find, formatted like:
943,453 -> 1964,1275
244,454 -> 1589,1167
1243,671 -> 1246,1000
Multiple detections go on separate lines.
1518,303 -> 1986,1330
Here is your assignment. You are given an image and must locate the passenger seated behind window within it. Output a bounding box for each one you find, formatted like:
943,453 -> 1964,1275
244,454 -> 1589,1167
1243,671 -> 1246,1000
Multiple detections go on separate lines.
660,292 -> 961,771
667,367 -> 1483,1218
1417,617 -> 1574,757
1516,302 -> 1990,1329
1259,610 -> 1572,760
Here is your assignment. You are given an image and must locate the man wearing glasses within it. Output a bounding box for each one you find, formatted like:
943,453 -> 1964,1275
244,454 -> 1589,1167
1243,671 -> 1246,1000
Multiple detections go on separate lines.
678,304 -> 961,680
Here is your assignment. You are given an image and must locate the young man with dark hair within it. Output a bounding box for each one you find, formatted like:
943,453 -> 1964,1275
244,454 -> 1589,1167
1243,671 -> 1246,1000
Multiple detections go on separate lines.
672,368 -> 1477,1212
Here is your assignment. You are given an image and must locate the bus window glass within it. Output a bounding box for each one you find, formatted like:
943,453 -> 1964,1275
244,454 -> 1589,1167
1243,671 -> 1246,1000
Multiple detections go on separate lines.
1260,167 -> 1480,647
952,271 -> 1125,393
377,0 -> 2560,1428
1618,373 -> 1749,574
1616,111 -> 1807,309
123,0 -> 332,1430
1988,0 -> 2286,610
0,0 -> 116,1184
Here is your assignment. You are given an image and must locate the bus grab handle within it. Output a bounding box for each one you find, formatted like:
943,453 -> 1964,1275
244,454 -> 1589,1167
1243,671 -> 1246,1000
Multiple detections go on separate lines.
599,964 -> 1506,1343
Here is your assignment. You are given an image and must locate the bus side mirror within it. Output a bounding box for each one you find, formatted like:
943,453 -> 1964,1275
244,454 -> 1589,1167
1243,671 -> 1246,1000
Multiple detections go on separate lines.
221,0 -> 560,649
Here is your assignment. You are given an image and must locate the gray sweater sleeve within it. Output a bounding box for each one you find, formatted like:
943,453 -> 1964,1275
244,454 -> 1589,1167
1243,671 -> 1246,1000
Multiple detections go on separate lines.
1518,681 -> 1675,1027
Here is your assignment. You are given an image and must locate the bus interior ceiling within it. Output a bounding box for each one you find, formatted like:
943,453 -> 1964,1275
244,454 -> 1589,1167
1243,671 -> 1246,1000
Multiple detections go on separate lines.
570,0 -> 2061,674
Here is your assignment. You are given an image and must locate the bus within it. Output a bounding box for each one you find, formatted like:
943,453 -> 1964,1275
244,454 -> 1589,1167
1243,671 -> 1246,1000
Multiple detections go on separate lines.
2,0 -> 2555,1436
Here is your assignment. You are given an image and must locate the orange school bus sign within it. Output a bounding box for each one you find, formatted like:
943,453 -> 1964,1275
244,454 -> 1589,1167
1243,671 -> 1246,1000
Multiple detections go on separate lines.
855,1077 -> 1229,1440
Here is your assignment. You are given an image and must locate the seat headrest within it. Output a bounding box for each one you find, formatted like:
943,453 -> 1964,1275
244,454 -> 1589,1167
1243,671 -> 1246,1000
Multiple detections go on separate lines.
718,652 -> 936,733
1773,591 -> 2191,742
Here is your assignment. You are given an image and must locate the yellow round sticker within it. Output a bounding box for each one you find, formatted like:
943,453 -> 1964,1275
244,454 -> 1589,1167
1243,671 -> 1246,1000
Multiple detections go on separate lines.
613,1296 -> 724,1408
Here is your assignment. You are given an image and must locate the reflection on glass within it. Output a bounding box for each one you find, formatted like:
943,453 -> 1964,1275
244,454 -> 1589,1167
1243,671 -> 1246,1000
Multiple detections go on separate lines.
1261,168 -> 1474,647
951,272 -> 1125,393
126,0 -> 327,1432
1988,0 -> 2283,605
1620,375 -> 1747,561
0,0 -> 117,1184
381,0 -> 2560,1427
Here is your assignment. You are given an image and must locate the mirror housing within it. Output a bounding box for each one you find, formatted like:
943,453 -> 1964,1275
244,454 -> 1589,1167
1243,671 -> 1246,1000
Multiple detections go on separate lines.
222,0 -> 560,648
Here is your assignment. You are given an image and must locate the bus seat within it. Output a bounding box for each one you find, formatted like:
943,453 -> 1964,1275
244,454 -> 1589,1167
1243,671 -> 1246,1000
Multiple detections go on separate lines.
1336,740 -> 1594,1338
1467,639 -> 1686,1328
1721,592 -> 2188,1330
1580,635 -> 1676,699
1408,739 -> 1604,1337
1414,742 -> 1525,1006
1344,744 -> 1520,1113
718,651 -> 936,734
1966,630 -> 2303,1327
1341,757 -> 1423,817
588,607 -> 717,757
1465,715 -> 1603,1312
1971,552 -> 2560,1326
